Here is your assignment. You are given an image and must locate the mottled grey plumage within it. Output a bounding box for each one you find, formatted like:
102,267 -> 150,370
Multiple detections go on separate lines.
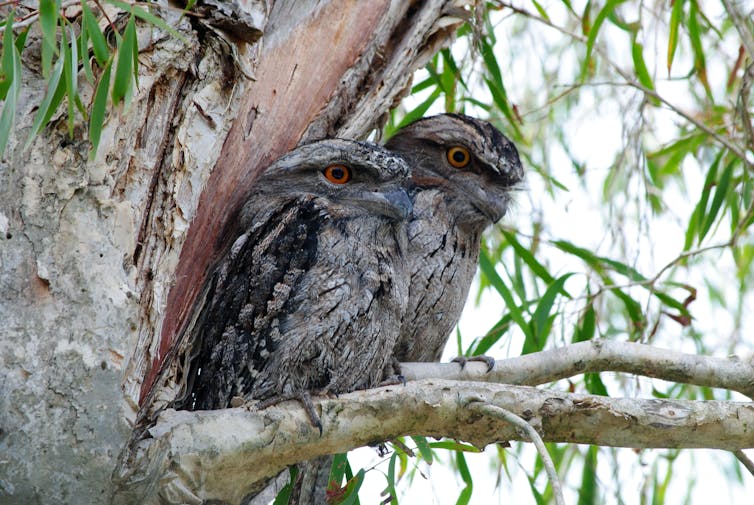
174,139 -> 412,413
285,115 -> 524,505
386,113 -> 523,364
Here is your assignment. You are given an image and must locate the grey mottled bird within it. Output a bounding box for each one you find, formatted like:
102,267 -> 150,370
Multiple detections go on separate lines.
385,113 -> 523,365
173,139 -> 412,419
282,114 -> 524,505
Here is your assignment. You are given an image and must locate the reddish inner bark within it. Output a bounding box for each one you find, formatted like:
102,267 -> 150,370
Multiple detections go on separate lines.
139,0 -> 390,403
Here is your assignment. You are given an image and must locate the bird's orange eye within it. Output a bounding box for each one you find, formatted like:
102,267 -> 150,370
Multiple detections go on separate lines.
323,164 -> 351,184
446,146 -> 471,168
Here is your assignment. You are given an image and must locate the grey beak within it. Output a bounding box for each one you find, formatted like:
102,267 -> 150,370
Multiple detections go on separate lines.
356,188 -> 412,221
382,189 -> 413,221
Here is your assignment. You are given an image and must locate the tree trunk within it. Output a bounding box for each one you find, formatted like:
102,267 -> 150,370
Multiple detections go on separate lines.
0,1 -> 464,503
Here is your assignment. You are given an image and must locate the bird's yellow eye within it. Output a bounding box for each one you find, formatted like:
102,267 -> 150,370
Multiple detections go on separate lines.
446,146 -> 471,168
323,164 -> 351,184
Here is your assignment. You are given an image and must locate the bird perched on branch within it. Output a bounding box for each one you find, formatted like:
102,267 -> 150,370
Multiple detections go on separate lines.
173,139 -> 413,429
285,114 -> 524,505
385,112 -> 523,366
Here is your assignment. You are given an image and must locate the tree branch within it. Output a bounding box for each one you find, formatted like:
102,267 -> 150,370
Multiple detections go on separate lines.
401,339 -> 754,399
113,379 -> 754,504
467,401 -> 565,505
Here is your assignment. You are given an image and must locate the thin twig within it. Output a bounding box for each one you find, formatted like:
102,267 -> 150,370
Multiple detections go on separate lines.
720,0 -> 754,60
738,62 -> 754,170
467,401 -> 566,505
91,0 -> 116,35
734,449 -> 754,477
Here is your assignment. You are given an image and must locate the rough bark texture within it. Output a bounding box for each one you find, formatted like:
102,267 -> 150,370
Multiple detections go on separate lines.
115,379 -> 754,504
0,1 -> 465,503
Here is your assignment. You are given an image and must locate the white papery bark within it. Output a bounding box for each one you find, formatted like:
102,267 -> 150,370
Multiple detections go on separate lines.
116,379 -> 754,504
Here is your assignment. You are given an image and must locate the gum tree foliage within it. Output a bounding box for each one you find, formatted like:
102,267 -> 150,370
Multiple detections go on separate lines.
1,1 -> 752,504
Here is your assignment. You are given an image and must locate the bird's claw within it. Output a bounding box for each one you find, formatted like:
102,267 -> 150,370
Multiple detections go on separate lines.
378,374 -> 407,387
452,355 -> 495,372
256,391 -> 323,435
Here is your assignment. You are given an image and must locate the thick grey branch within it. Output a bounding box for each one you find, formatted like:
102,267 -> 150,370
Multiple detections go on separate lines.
114,380 -> 754,504
401,339 -> 754,399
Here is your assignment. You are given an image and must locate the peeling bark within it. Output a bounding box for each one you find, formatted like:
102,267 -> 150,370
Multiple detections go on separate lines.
112,380 -> 754,504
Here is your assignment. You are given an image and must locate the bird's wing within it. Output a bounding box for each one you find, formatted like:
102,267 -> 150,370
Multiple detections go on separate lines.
180,195 -> 324,410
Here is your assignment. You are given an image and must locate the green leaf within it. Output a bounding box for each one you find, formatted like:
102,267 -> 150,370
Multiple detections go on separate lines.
667,0 -> 685,74
479,33 -> 502,90
686,151 -> 722,247
526,273 -> 573,353
577,446 -> 598,505
455,452 -> 473,505
612,288 -> 645,334
584,372 -> 609,396
582,0 -> 625,79
410,436 -> 433,465
428,441 -> 481,453
328,453 -> 349,492
553,240 -> 646,281
82,1 -> 110,66
112,15 -> 137,105
410,75 -> 435,94
39,0 -> 59,76
480,34 -> 523,139
479,251 -> 535,346
572,300 -> 596,343
0,16 -> 16,100
687,0 -> 711,98
440,50 -> 458,111
647,133 -> 706,172
467,313 -> 512,356
332,469 -> 364,505
699,156 -> 735,243
652,291 -> 691,316
14,26 -> 29,54
0,17 -> 22,156
531,0 -> 551,21
484,76 -> 523,139
501,229 -> 571,296
385,452 -> 398,505
631,38 -> 658,102
395,87 -> 442,130
89,58 -> 113,157
25,47 -> 66,150
272,466 -> 299,505
78,11 -> 96,84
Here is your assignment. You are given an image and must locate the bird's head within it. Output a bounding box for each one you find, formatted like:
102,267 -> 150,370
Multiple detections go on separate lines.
385,113 -> 523,228
253,139 -> 413,223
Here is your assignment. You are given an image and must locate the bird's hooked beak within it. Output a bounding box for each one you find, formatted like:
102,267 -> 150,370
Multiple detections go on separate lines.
356,187 -> 413,221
